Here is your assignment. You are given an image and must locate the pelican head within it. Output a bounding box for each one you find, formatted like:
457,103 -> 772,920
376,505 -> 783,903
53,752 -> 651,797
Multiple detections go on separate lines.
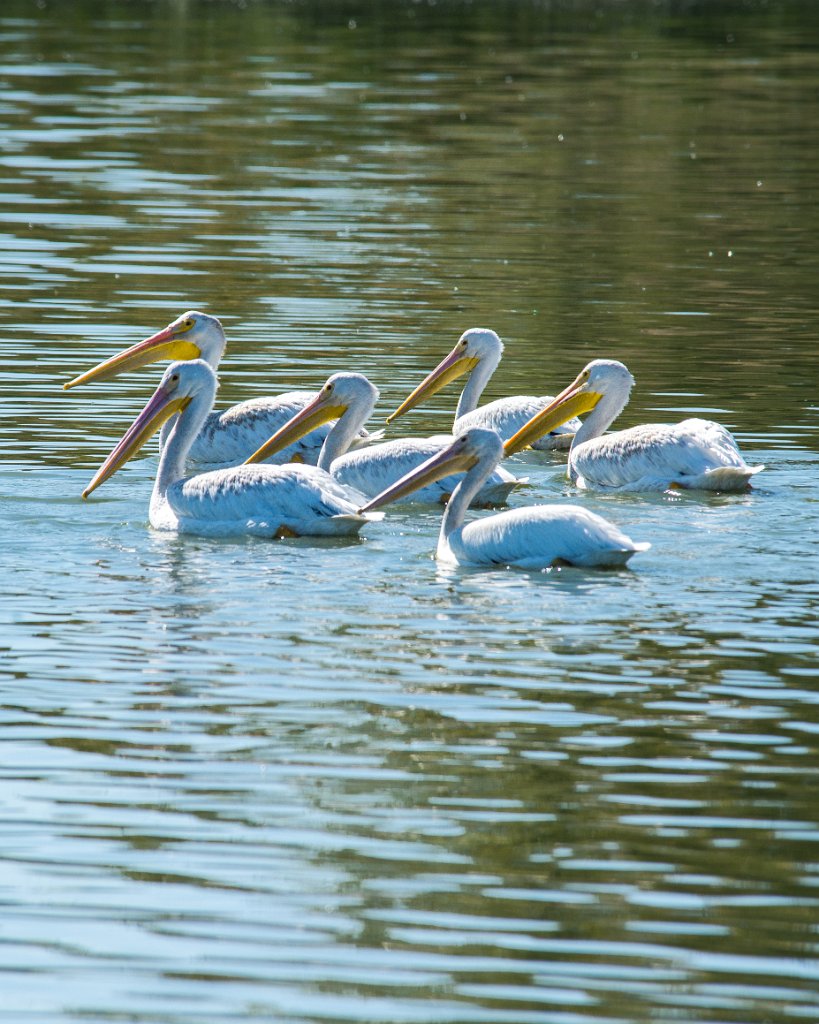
386,327 -> 503,424
64,310 -> 225,390
82,359 -> 217,499
359,427 -> 501,512
503,359 -> 634,455
244,372 -> 379,465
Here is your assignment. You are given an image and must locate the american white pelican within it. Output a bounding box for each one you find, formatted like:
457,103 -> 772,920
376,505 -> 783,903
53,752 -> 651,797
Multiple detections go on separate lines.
82,360 -> 380,538
244,371 -> 526,506
64,310 -> 375,467
504,359 -> 764,492
359,427 -> 649,569
386,328 -> 579,450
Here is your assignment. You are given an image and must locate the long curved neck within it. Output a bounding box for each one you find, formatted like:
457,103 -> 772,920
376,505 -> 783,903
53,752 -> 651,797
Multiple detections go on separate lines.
157,329 -> 225,454
158,414 -> 175,453
454,353 -> 500,421
571,387 -> 629,449
567,385 -> 630,478
154,388 -> 213,499
318,393 -> 376,471
438,450 -> 495,548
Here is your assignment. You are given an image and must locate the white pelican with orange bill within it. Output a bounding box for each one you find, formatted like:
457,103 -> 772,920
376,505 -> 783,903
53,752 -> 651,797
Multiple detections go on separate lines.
358,427 -> 649,569
65,311 -> 375,467
81,359 -> 380,538
386,328 -> 579,450
245,371 -> 526,507
504,359 -> 764,492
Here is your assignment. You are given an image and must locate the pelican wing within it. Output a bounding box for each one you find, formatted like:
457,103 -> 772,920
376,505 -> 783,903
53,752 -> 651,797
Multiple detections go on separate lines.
456,395 -> 579,451
186,392 -> 330,467
448,504 -> 649,569
333,437 -> 525,507
188,393 -> 377,468
165,464 -> 374,537
571,418 -> 763,491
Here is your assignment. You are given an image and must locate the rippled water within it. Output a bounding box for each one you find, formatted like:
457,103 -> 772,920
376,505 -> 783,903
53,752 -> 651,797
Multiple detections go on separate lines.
2,2 -> 819,1022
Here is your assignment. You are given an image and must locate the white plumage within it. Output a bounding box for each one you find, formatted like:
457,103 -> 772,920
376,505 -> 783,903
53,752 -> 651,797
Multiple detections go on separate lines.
64,310 -> 375,467
504,359 -> 764,492
81,360 -> 379,539
150,462 -> 369,538
246,372 -> 526,507
360,427 -> 650,570
183,389 -> 337,468
386,327 -> 579,450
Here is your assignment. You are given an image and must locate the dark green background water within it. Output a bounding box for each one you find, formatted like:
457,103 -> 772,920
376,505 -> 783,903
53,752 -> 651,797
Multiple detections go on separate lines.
1,2 -> 818,1022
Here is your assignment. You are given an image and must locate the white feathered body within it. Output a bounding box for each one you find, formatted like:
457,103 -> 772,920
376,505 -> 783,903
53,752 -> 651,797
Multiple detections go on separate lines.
332,436 -> 523,506
569,418 -> 764,492
151,463 -> 373,538
456,395 -> 578,451
185,393 -> 376,469
440,503 -> 649,569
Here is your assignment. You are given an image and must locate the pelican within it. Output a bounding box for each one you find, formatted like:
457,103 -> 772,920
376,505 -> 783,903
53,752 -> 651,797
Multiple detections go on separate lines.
359,428 -> 649,569
244,371 -> 526,506
82,360 -> 380,538
504,359 -> 764,492
64,310 -> 375,466
385,327 -> 579,450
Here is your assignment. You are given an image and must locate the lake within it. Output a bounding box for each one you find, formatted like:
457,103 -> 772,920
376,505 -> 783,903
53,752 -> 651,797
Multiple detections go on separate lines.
1,1 -> 818,1022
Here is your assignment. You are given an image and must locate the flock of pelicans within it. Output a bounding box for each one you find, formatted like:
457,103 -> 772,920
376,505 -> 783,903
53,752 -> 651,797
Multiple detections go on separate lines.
65,311 -> 764,571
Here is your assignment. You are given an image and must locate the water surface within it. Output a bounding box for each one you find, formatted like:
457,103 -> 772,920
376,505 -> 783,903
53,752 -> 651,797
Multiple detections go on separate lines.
1,2 -> 818,1022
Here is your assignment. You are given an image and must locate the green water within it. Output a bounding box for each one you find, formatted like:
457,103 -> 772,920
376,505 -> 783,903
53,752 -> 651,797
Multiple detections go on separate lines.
1,2 -> 818,1022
